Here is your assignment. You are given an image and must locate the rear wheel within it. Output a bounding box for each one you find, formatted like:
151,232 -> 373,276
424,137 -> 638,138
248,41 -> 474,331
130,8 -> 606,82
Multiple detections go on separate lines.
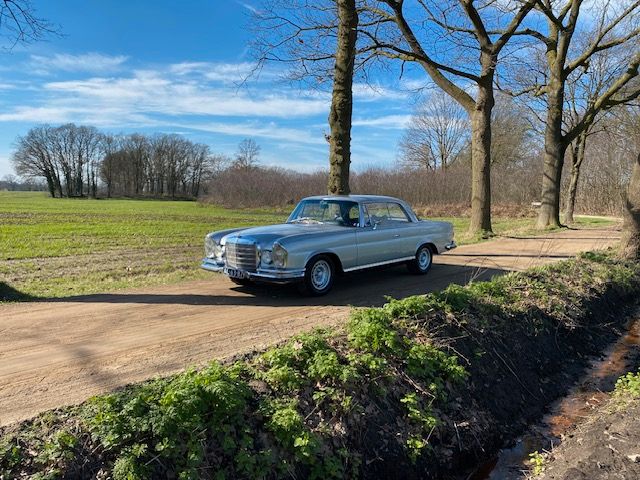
407,245 -> 433,275
299,255 -> 334,296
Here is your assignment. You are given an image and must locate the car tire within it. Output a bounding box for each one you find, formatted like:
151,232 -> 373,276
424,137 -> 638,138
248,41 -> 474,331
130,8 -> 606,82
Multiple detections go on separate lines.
299,255 -> 334,296
407,245 -> 433,275
230,277 -> 253,287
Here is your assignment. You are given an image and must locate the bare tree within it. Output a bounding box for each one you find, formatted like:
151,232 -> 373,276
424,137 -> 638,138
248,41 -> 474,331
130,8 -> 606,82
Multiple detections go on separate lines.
0,0 -> 58,50
254,0 -> 537,236
560,49 -> 622,224
233,138 -> 261,170
12,125 -> 62,197
327,0 -> 358,195
621,152 -> 640,259
187,143 -> 211,198
616,100 -> 640,258
399,91 -> 468,170
490,95 -> 532,167
508,0 -> 640,228
403,93 -> 531,171
100,134 -> 121,198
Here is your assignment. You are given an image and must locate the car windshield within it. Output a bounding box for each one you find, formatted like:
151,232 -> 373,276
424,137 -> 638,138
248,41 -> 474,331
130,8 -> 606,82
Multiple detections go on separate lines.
287,199 -> 360,227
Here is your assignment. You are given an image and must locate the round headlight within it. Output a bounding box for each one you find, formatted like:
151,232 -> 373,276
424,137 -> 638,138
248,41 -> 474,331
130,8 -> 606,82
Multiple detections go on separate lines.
213,243 -> 224,259
204,235 -> 216,258
272,243 -> 287,268
262,250 -> 273,265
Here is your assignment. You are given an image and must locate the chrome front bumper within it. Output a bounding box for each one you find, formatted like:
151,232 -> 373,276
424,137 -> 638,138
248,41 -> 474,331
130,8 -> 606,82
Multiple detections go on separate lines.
444,241 -> 457,251
200,258 -> 305,284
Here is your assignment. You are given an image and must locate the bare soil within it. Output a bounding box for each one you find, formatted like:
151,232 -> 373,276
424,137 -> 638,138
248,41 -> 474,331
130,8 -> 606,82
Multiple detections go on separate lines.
536,400 -> 640,480
0,227 -> 620,427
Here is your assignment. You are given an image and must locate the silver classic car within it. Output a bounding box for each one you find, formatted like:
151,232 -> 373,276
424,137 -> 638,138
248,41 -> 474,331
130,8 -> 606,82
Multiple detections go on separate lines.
202,195 -> 456,295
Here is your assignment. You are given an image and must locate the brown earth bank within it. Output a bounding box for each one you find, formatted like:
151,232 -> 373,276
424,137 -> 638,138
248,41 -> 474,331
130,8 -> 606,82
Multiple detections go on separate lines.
466,314 -> 640,480
0,228 -> 620,428
1,252 -> 639,480
535,399 -> 640,480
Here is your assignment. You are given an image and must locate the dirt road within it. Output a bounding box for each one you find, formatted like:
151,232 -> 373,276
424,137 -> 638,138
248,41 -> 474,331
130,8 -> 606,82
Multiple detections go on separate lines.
0,227 -> 619,426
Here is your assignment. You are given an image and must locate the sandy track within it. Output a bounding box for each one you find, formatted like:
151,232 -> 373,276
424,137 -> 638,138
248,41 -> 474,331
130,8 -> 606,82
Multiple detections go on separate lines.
0,227 -> 620,426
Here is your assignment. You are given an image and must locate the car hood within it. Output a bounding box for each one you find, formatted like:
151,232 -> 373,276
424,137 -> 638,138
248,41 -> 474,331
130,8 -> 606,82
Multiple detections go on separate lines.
223,223 -> 347,246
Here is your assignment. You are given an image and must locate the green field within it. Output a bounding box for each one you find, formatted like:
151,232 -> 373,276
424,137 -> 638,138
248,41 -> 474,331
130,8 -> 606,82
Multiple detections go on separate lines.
0,192 -> 615,300
0,192 -> 286,299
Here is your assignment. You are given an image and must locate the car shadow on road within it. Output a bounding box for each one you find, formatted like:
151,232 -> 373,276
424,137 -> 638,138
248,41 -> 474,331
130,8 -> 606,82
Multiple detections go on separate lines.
47,263 -> 507,308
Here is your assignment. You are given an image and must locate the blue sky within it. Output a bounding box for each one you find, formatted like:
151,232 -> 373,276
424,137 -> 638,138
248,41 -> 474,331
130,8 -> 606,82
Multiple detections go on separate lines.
0,0 -> 426,178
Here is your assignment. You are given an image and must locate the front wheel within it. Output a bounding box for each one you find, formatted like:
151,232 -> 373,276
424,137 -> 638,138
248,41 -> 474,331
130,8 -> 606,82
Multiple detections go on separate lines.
407,245 -> 433,275
299,255 -> 334,296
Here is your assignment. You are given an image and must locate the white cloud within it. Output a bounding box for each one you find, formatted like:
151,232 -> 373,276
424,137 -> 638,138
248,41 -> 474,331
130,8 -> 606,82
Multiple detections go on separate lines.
181,121 -> 326,145
235,0 -> 261,15
0,106 -> 80,123
352,83 -> 408,101
29,53 -> 129,74
39,70 -> 329,120
169,61 -> 258,82
353,114 -> 411,129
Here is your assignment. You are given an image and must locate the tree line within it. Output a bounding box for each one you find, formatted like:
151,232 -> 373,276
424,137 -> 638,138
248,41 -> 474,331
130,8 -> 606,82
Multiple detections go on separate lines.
11,124 -> 219,199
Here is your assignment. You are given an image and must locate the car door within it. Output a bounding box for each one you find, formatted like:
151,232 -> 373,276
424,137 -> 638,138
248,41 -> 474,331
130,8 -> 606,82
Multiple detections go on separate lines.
384,202 -> 417,256
355,202 -> 413,266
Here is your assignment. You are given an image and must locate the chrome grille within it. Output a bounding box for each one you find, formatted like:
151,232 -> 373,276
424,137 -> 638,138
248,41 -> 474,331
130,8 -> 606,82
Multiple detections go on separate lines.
225,241 -> 257,271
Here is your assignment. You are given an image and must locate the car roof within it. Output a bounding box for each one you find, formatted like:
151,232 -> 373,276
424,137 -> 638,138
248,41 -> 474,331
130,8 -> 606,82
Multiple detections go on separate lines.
301,194 -> 405,204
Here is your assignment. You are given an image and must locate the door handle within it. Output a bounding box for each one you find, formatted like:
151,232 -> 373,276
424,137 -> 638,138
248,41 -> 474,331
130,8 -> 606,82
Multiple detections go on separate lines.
393,234 -> 401,238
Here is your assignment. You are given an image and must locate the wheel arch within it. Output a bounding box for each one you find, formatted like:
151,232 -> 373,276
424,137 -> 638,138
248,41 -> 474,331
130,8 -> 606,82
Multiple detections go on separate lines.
417,242 -> 438,256
305,251 -> 344,275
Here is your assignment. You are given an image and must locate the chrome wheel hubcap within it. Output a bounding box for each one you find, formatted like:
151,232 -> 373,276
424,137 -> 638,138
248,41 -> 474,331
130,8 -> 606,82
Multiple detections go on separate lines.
311,260 -> 331,290
418,249 -> 431,270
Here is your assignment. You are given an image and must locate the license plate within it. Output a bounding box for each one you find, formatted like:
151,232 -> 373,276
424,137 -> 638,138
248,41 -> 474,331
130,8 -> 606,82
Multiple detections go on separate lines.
225,268 -> 248,280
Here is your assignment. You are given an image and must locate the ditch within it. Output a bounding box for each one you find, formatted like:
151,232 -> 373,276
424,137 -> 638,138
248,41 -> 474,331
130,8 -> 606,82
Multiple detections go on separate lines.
469,316 -> 640,479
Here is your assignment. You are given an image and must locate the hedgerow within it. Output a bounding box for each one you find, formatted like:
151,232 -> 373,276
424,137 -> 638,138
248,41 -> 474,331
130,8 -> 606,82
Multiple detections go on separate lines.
1,250 -> 639,479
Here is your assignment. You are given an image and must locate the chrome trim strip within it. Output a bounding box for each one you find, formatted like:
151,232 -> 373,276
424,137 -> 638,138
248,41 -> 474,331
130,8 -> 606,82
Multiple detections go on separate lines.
343,256 -> 415,273
202,257 -> 304,280
249,269 -> 305,280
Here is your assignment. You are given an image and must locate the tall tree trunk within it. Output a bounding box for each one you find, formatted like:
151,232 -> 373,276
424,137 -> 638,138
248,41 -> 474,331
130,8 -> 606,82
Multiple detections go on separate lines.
564,132 -> 587,225
327,0 -> 358,195
468,83 -> 494,236
537,79 -> 566,229
621,153 -> 640,260
54,174 -> 63,198
44,174 -> 55,198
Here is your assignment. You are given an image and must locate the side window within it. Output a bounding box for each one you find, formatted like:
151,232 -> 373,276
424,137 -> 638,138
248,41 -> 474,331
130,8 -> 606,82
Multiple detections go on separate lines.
365,203 -> 389,226
347,204 -> 360,226
387,203 -> 410,223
